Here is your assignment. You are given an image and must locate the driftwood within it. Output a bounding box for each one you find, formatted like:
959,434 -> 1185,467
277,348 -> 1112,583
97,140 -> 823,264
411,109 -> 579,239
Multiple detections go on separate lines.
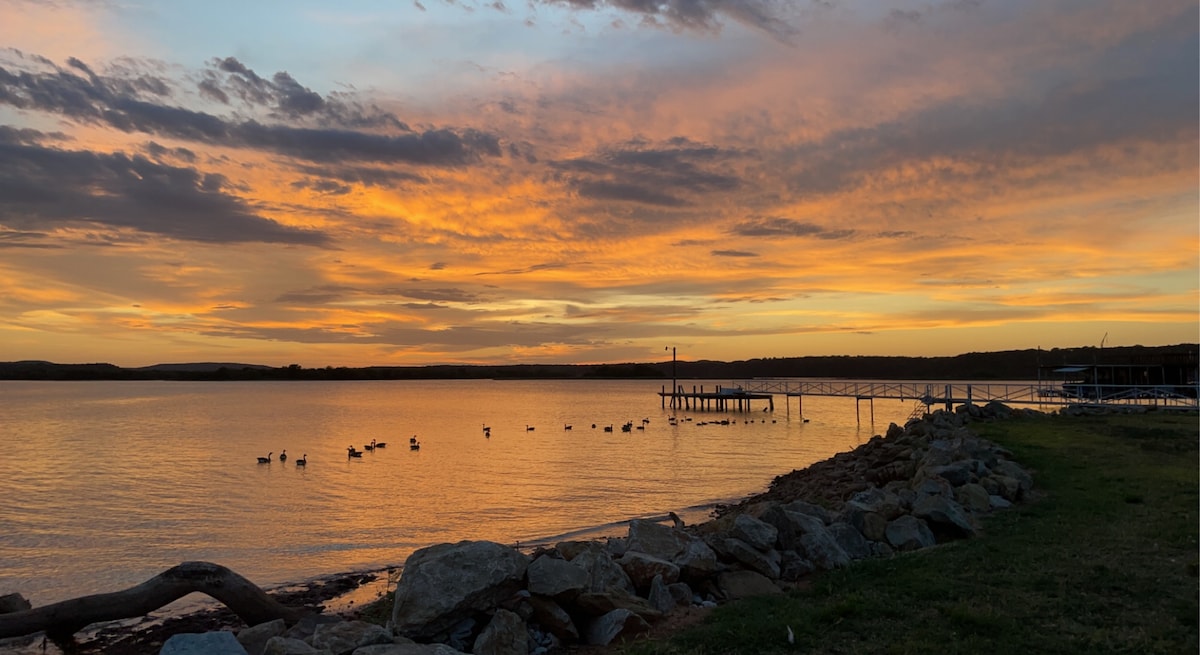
0,561 -> 306,641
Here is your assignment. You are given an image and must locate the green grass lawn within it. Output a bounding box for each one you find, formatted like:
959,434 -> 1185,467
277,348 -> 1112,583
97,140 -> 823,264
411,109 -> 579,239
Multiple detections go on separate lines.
626,411 -> 1199,655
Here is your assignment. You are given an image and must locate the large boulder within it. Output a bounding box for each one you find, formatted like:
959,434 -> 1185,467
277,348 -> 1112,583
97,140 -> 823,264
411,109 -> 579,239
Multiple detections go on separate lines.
311,620 -> 394,655
625,519 -> 690,560
714,570 -> 783,599
159,631 -> 248,655
885,515 -> 936,551
730,513 -> 778,552
571,546 -> 637,595
617,551 -> 680,593
527,596 -> 579,642
472,609 -> 527,655
237,619 -> 287,655
526,554 -> 588,599
912,495 -> 977,540
760,507 -> 848,570
583,609 -> 650,646
391,541 -> 530,640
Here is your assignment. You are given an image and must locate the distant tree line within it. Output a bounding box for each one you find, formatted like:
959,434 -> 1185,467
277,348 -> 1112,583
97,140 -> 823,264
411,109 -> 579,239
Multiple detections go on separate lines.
1,345 -> 1195,382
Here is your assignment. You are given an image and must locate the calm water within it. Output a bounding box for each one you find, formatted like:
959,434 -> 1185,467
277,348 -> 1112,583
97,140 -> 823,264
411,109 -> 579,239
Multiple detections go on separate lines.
0,379 -> 912,607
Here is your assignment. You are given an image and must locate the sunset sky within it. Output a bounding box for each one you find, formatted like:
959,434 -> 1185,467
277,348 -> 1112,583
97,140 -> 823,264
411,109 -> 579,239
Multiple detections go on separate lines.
1,0 -> 1196,368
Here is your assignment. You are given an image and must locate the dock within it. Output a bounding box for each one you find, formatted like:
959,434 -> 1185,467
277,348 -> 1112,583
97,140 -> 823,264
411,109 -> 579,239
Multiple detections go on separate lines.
659,384 -> 774,412
659,378 -> 1199,421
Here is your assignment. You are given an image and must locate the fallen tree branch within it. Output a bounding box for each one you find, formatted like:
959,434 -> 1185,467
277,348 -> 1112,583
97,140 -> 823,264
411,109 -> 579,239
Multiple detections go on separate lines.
0,561 -> 306,640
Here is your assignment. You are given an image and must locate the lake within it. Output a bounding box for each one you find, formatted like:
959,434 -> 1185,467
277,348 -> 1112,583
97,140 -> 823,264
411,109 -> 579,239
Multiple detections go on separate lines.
0,379 -> 913,608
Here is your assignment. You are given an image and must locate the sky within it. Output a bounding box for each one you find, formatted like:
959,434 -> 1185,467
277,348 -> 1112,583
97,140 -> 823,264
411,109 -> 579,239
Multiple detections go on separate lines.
0,0 -> 1196,368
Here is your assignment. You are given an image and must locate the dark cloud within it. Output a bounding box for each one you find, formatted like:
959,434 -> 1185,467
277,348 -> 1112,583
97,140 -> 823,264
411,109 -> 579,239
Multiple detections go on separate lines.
502,0 -> 799,41
552,139 -> 742,208
729,217 -> 856,240
0,55 -> 504,168
779,11 -> 1199,197
202,57 -> 407,130
711,249 -> 758,257
274,285 -> 481,304
0,134 -> 330,246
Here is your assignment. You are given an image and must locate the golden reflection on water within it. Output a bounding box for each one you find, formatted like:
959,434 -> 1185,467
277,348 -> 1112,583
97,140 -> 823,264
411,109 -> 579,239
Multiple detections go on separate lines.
0,379 -> 912,606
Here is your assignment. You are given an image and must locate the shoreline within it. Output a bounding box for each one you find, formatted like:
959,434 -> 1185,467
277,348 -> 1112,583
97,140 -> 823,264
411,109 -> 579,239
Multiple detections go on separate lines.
0,503 -> 728,655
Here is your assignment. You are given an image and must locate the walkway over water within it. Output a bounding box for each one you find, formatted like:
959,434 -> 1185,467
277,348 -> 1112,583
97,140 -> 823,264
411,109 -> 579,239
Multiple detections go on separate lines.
731,378 -> 1199,420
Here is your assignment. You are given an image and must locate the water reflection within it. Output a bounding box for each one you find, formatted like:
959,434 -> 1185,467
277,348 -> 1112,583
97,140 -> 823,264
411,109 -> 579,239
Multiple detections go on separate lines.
0,379 -> 909,606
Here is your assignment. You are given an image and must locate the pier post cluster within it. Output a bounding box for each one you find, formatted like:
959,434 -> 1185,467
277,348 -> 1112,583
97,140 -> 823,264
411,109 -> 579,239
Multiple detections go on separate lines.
660,384 -> 775,412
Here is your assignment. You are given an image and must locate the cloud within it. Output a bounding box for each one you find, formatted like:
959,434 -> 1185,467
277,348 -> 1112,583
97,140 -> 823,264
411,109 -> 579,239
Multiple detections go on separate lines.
0,129 -> 330,245
729,217 -> 857,240
516,0 -> 799,41
551,139 -> 743,208
0,54 -> 505,167
711,249 -> 758,257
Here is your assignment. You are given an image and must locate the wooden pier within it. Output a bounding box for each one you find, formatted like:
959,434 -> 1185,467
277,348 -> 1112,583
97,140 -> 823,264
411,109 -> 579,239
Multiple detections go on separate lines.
656,378 -> 1199,421
732,378 -> 1199,421
659,384 -> 774,412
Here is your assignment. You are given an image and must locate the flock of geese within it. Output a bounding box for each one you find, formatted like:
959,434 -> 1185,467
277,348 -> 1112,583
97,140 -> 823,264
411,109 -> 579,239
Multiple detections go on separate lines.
257,414 -> 787,465
256,436 -> 423,465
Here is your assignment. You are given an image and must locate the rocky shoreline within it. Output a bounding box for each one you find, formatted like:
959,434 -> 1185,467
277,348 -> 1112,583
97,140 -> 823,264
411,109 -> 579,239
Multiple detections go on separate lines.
8,401 -> 1047,655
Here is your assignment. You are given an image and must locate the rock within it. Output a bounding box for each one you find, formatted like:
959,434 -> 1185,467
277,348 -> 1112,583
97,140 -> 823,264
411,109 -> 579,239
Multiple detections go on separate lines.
584,609 -> 650,646
262,637 -> 326,655
572,589 -> 663,621
989,495 -> 1013,510
778,550 -> 816,581
723,538 -> 781,579
666,582 -> 693,607
527,595 -> 580,641
282,614 -> 344,643
925,462 -> 975,487
714,570 -> 783,599
311,620 -> 393,655
526,554 -> 588,599
626,519 -> 691,560
391,540 -> 529,640
991,460 -> 1033,493
912,494 -> 977,540
845,488 -> 904,520
885,515 -> 936,551
237,619 -> 287,655
781,500 -> 831,525
913,476 -> 955,498
0,593 -> 31,614
555,540 -> 597,561
353,645 -> 468,655
571,547 -> 637,595
827,522 -> 872,560
618,551 -> 680,594
730,513 -> 778,552
159,631 -> 249,655
954,483 -> 992,513
674,536 -> 720,581
472,608 -> 527,655
647,574 -> 675,614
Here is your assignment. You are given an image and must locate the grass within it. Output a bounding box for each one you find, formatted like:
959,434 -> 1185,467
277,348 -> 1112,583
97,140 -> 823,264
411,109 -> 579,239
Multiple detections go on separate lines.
624,411 -> 1199,655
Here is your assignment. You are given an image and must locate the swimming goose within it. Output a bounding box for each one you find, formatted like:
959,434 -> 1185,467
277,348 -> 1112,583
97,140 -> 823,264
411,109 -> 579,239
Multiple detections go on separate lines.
296,454 -> 307,466
257,452 -> 272,464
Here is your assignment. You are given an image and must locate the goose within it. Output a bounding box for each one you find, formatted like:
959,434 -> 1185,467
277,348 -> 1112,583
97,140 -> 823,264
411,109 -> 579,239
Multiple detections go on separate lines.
347,446 -> 362,458
374,440 -> 387,448
603,424 -> 613,432
296,454 -> 307,466
410,435 -> 418,445
525,425 -> 535,431
257,452 -> 273,464
410,440 -> 421,451
279,450 -> 287,462
364,441 -> 375,452
564,424 -> 572,430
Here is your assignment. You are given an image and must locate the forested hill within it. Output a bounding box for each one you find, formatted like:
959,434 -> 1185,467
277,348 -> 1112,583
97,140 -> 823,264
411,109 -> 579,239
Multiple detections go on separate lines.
1,345 -> 1195,381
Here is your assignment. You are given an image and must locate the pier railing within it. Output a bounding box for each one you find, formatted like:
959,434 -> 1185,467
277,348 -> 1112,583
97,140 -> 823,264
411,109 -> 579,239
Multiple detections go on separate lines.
732,378 -> 1199,410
